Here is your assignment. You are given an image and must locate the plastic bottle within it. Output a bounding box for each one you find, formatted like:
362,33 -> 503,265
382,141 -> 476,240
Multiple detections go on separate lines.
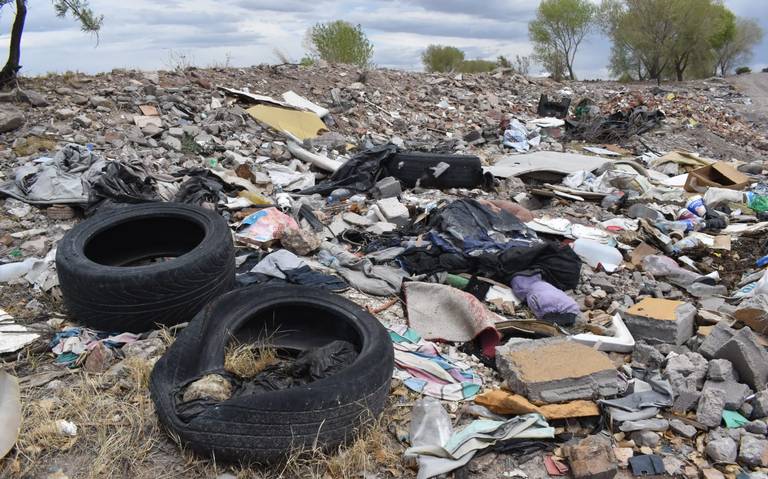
671,236 -> 702,254
654,218 -> 701,234
757,255 -> 768,268
572,239 -> 623,272
685,195 -> 707,217
238,190 -> 271,205
275,192 -> 293,212
642,255 -> 700,285
626,204 -> 663,221
685,282 -> 727,297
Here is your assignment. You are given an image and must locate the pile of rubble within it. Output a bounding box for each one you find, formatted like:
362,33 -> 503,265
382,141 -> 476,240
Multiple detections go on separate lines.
2,64 -> 768,478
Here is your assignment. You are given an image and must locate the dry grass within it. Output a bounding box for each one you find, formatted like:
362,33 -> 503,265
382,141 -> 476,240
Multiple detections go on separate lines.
224,339 -> 278,379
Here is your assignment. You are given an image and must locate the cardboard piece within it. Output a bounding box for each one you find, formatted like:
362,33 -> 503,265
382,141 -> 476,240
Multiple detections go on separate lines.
138,104 -> 159,116
474,389 -> 600,419
630,242 -> 661,266
626,298 -> 685,321
246,104 -> 327,141
684,162 -> 751,193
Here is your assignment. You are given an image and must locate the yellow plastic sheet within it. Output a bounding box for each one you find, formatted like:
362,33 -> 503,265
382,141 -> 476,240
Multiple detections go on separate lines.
246,105 -> 327,140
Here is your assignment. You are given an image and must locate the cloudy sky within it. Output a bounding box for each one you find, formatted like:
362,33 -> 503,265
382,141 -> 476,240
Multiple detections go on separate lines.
1,0 -> 766,79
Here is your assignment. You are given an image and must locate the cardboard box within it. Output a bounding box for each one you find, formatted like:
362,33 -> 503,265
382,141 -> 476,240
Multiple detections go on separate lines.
684,161 -> 751,192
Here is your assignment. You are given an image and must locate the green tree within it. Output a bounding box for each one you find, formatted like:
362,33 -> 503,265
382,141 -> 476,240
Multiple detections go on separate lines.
421,45 -> 465,72
667,0 -> 726,81
457,59 -> 496,73
496,55 -> 512,68
528,0 -> 597,80
0,0 -> 102,88
714,17 -> 764,76
305,20 -> 373,68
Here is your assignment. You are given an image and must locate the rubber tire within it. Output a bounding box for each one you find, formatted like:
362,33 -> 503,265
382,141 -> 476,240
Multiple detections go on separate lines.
55,203 -> 235,333
149,285 -> 394,464
385,152 -> 484,188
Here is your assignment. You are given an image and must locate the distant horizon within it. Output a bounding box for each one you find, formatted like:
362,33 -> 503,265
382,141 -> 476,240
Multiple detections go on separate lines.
1,0 -> 765,80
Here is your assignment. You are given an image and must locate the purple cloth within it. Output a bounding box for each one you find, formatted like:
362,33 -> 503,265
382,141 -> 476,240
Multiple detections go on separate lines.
511,273 -> 580,325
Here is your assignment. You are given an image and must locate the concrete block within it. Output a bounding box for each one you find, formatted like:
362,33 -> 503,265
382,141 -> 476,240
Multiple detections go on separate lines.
375,198 -> 409,227
630,430 -> 660,447
564,435 -> 618,479
619,418 -> 669,432
697,388 -> 727,428
621,298 -> 695,345
631,341 -> 664,369
698,321 -> 736,359
714,327 -> 768,391
665,352 -> 708,393
371,176 -> 402,199
746,420 -> 768,435
495,338 -> 619,403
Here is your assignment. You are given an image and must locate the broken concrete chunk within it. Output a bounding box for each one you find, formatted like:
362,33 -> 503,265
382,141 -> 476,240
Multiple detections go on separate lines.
698,321 -> 736,359
665,352 -> 708,392
564,435 -> 617,479
631,341 -> 665,369
672,388 -> 700,414
669,419 -> 697,439
705,436 -> 738,463
495,338 -> 619,404
371,176 -> 402,199
621,298 -> 695,345
746,420 -> 768,435
697,388 -> 727,428
182,374 -> 233,402
708,358 -> 738,382
739,434 -> 768,467
342,212 -> 374,227
713,327 -> 768,391
701,379 -> 752,410
752,390 -> 768,419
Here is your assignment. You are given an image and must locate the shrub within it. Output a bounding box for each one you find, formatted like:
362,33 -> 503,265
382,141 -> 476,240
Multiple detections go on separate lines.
736,66 -> 751,74
306,20 -> 373,68
422,45 -> 464,72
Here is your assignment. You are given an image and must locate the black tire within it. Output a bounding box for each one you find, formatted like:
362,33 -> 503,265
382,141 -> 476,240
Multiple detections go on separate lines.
55,203 -> 235,333
385,152 -> 484,188
149,285 -> 394,464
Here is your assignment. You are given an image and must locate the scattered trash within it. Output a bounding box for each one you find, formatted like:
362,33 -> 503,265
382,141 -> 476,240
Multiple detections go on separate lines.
0,370 -> 21,459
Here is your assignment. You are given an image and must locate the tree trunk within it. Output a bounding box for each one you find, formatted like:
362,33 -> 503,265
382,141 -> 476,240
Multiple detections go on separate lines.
675,64 -> 684,81
0,0 -> 27,89
567,63 -> 575,81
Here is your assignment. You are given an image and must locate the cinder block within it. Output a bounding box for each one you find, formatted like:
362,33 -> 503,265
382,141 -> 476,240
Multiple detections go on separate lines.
621,298 -> 695,345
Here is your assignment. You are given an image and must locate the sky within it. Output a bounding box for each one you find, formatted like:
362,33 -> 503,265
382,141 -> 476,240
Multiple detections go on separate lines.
0,0 -> 766,79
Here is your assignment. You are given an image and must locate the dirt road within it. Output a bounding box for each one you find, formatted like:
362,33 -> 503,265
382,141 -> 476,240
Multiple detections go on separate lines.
728,72 -> 768,124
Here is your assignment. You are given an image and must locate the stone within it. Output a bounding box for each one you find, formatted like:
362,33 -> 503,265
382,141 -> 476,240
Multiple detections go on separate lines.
182,374 -> 232,402
495,338 -> 619,403
753,390 -> 768,419
21,237 -> 46,255
700,468 -> 725,479
701,380 -> 751,410
564,435 -> 617,479
739,434 -> 768,467
89,95 -> 112,108
669,419 -> 697,439
746,420 -> 768,435
162,136 -> 182,151
367,222 -> 398,235
632,342 -> 665,368
375,197 -> 409,227
590,275 -> 617,294
708,359 -> 738,382
714,327 -> 768,391
182,125 -> 201,137
55,108 -> 76,119
619,418 -> 669,432
371,176 -> 402,199
121,337 -> 165,360
168,127 -> 184,138
698,321 -> 736,359
630,430 -> 660,447
704,437 -> 738,463
84,342 -> 114,373
621,298 -> 696,345
73,115 -> 92,128
665,352 -> 709,392
697,388 -> 727,428
342,212 -> 374,227
280,227 -> 321,256
0,106 -> 25,132
613,447 -> 633,468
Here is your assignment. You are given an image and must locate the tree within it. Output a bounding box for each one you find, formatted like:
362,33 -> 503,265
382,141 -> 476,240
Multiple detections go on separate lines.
305,20 -> 373,68
667,0 -> 724,81
528,0 -> 596,80
421,45 -> 465,72
0,0 -> 102,88
457,59 -> 496,73
714,17 -> 764,76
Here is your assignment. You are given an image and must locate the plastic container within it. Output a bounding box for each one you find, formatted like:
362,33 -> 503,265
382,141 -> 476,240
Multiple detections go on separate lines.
327,188 -> 352,204
757,255 -> 768,268
275,192 -> 293,212
686,195 -> 707,217
238,190 -> 271,205
573,239 -> 623,273
654,218 -> 700,234
642,255 -> 699,285
671,236 -> 702,254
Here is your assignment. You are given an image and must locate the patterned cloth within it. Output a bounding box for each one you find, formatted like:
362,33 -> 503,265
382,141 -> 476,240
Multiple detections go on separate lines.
389,324 -> 482,401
